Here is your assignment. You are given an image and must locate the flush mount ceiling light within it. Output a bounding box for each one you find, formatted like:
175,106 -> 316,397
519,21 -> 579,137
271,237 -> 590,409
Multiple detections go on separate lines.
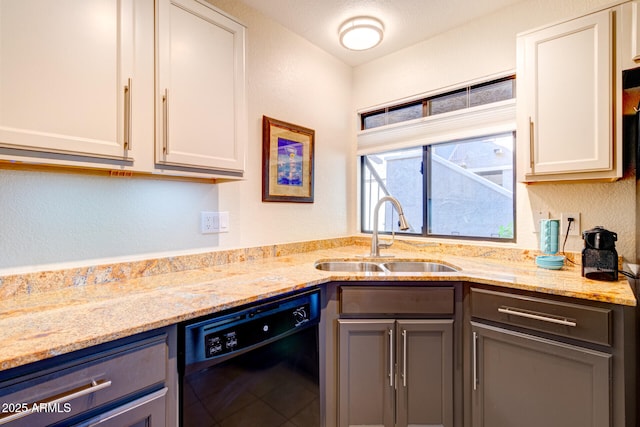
339,17 -> 384,51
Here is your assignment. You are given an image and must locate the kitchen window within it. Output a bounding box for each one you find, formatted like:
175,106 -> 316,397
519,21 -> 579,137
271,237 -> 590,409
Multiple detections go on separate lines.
358,75 -> 516,241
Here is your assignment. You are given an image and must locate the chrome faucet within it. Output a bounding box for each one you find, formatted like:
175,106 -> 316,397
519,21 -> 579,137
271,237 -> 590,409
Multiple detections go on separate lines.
370,195 -> 410,257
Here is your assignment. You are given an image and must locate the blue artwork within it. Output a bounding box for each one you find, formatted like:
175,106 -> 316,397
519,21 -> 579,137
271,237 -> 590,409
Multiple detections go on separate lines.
277,138 -> 303,186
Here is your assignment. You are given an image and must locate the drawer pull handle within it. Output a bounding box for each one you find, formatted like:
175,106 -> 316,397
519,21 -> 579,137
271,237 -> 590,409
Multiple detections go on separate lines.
0,379 -> 112,425
498,307 -> 577,327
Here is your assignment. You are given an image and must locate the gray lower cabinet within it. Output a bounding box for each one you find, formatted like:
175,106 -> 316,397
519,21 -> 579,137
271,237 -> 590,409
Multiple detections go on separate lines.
338,318 -> 453,427
336,284 -> 456,427
468,286 -> 623,427
0,327 -> 176,427
323,282 -> 633,427
334,284 -> 458,427
470,321 -> 611,427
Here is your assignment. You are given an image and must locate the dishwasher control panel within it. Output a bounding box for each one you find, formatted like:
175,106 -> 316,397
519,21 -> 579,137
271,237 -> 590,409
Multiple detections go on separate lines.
203,302 -> 311,358
182,288 -> 320,366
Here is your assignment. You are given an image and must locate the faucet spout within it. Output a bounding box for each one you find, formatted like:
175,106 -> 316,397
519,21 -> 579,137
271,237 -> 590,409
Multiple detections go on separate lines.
370,195 -> 409,257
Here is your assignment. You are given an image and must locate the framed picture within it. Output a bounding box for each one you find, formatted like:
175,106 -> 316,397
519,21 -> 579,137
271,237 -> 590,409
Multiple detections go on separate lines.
262,116 -> 315,203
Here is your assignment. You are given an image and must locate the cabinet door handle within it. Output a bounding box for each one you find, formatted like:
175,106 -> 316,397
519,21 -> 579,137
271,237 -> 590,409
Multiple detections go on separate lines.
472,331 -> 478,391
162,88 -> 169,155
388,328 -> 394,387
124,78 -> 132,150
528,116 -> 534,170
402,329 -> 407,387
497,307 -> 577,327
0,379 -> 112,425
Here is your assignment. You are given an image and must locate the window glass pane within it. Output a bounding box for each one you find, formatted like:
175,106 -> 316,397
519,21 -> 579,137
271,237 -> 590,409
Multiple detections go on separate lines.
387,103 -> 423,125
429,89 -> 467,115
362,111 -> 386,129
362,148 -> 423,234
469,78 -> 514,107
428,133 -> 514,239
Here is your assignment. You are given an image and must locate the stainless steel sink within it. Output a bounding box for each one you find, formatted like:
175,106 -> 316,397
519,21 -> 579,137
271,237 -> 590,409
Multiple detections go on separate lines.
381,261 -> 457,273
314,260 -> 457,273
314,261 -> 385,272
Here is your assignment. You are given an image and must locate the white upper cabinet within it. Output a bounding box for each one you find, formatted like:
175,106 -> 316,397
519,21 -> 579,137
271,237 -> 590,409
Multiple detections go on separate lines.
155,0 -> 247,176
516,7 -> 623,182
0,0 -> 246,180
0,0 -> 136,162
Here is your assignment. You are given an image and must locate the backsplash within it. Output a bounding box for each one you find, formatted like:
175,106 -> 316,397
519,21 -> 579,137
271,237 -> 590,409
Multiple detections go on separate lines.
0,236 -> 582,299
0,237 -> 358,298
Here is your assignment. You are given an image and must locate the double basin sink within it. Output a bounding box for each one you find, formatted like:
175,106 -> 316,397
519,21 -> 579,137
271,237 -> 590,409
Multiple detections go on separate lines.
314,260 -> 458,274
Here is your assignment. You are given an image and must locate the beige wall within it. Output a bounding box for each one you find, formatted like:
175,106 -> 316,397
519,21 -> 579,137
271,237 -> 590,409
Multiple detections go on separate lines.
0,0 -> 353,273
206,0 -> 355,249
352,0 -> 638,262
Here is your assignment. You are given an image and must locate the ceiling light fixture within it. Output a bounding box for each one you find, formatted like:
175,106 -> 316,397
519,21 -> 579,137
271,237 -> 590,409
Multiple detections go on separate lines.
339,16 -> 384,51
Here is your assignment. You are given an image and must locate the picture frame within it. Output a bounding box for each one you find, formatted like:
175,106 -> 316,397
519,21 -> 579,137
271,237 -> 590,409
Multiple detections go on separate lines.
262,116 -> 315,203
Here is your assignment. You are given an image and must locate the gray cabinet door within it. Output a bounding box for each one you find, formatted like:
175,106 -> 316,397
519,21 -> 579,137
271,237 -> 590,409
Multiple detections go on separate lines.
471,322 -> 611,427
338,319 -> 395,427
338,319 -> 454,427
396,320 -> 453,427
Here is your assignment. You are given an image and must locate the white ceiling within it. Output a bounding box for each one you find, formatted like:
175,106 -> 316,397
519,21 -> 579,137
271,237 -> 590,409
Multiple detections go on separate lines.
239,0 -> 526,67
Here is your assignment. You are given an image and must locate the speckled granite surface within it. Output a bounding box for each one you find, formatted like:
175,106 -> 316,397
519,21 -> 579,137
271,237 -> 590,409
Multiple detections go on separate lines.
0,237 -> 635,371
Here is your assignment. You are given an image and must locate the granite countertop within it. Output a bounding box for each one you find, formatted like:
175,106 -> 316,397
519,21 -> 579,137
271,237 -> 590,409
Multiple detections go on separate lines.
0,238 -> 636,371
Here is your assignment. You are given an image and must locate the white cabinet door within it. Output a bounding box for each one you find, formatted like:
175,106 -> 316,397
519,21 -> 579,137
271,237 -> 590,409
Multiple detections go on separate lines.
0,0 -> 134,161
156,0 -> 246,175
517,9 -> 616,181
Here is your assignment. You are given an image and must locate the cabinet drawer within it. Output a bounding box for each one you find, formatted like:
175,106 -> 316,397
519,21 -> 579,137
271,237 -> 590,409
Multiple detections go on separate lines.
341,286 -> 454,315
0,334 -> 166,426
470,288 -> 612,346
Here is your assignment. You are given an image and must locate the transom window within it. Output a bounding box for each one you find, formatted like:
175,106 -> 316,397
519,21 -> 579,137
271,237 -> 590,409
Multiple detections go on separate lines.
361,76 -> 515,130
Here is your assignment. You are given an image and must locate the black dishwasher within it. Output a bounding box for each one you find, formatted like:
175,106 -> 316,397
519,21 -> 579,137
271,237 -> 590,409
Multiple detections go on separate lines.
178,288 -> 321,427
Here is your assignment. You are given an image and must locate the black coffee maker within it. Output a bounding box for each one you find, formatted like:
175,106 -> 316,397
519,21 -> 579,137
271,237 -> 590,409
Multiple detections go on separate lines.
582,226 -> 618,281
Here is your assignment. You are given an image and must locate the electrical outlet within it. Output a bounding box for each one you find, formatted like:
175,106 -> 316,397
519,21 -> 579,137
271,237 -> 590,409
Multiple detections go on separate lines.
560,212 -> 581,237
201,211 -> 220,234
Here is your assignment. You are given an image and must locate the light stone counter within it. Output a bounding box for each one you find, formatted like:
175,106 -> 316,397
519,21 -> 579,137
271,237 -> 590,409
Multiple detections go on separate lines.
0,238 -> 635,371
